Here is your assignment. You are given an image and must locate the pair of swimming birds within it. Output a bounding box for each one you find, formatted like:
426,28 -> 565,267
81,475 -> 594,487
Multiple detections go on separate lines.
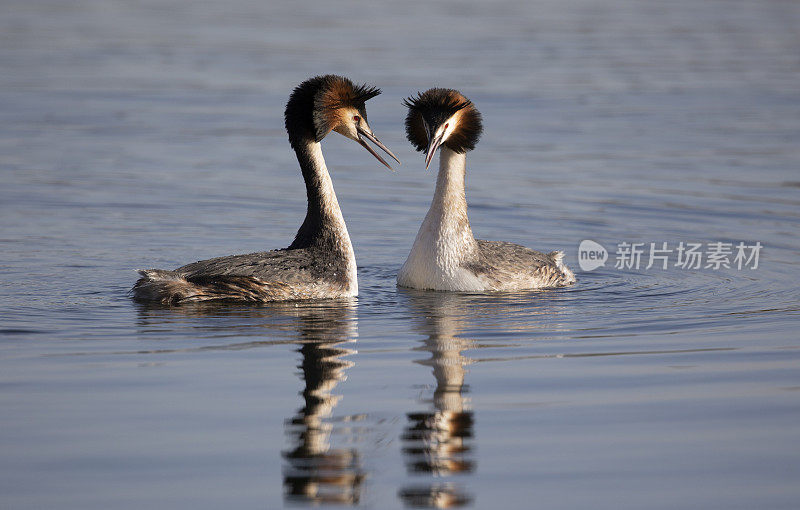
133,75 -> 575,304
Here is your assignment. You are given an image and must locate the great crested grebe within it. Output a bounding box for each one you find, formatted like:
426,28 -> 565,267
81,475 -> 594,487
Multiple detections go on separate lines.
396,88 -> 575,292
133,75 -> 399,304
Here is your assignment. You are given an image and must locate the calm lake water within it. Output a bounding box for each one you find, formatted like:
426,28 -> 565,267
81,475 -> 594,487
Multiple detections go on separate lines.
1,0 -> 799,508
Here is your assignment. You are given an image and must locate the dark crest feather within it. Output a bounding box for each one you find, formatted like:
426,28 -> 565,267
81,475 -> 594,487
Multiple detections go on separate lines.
402,89 -> 472,116
331,81 -> 381,109
285,75 -> 381,147
403,88 -> 482,154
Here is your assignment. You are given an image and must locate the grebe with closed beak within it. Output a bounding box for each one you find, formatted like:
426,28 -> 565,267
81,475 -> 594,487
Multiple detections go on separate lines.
397,88 -> 574,292
133,75 -> 399,303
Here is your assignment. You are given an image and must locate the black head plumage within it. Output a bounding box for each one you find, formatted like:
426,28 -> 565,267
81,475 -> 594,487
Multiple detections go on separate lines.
285,75 -> 381,148
403,88 -> 483,154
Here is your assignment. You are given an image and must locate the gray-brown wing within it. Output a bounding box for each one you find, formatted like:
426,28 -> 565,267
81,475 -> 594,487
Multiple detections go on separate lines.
133,248 -> 353,303
175,248 -> 348,287
469,240 -> 571,288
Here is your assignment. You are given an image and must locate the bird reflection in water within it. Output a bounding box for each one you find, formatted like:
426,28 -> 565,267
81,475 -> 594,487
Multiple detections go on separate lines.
281,300 -> 366,505
135,299 -> 365,505
399,292 -> 477,508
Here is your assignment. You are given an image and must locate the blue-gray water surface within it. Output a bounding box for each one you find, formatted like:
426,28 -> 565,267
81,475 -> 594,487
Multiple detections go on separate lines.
1,1 -> 799,509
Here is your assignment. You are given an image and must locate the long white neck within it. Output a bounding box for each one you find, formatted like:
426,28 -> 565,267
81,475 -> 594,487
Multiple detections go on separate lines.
307,142 -> 350,238
421,146 -> 477,256
290,140 -> 357,294
398,147 -> 480,290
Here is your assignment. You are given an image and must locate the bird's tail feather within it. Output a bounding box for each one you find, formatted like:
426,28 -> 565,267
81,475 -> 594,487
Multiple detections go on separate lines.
548,250 -> 576,284
131,269 -> 268,304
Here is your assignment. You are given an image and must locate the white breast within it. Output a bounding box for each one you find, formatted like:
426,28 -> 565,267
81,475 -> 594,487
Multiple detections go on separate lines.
396,212 -> 485,291
397,147 -> 486,291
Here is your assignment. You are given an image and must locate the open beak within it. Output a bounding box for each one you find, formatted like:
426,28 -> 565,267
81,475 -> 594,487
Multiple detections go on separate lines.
424,131 -> 444,170
356,125 -> 401,171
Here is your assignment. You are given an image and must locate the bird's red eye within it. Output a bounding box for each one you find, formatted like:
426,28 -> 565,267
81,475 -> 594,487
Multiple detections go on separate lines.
353,115 -> 360,123
445,123 -> 449,129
